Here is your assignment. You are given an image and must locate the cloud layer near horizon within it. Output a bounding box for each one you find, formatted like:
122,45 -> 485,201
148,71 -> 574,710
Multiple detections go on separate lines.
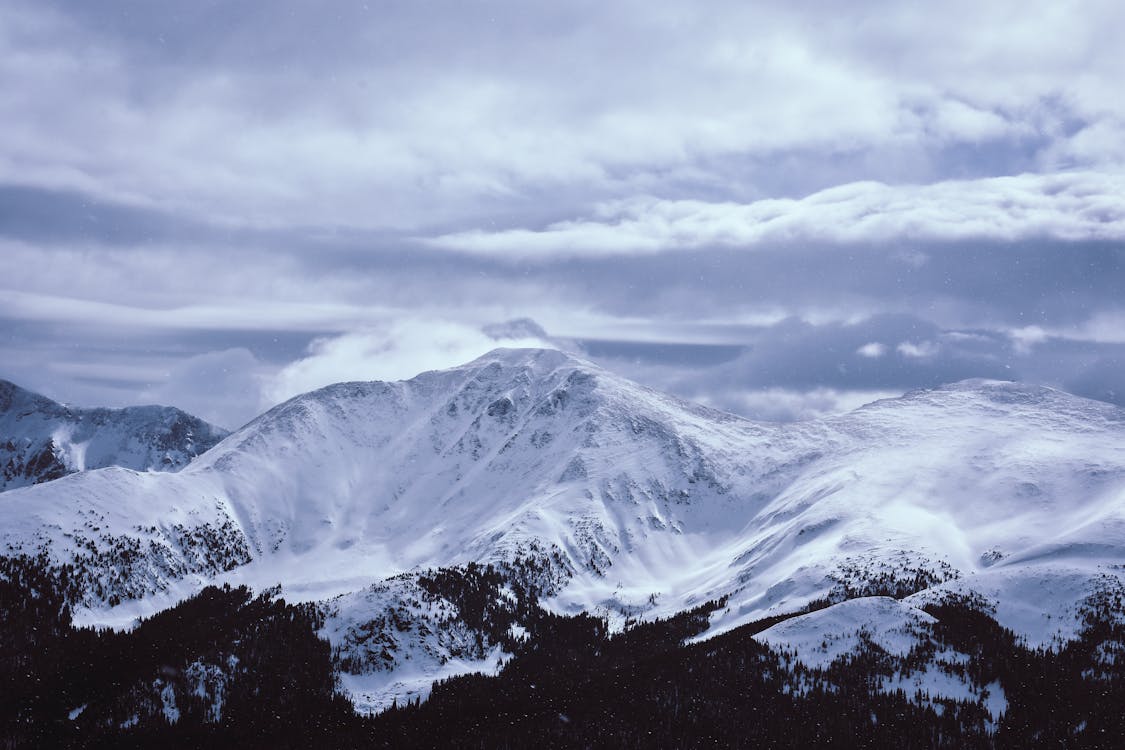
1,0 -> 1123,428
427,172 -> 1125,258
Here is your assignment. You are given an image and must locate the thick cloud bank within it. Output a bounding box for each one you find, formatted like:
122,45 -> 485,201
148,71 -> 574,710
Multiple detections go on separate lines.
1,0 -> 1122,425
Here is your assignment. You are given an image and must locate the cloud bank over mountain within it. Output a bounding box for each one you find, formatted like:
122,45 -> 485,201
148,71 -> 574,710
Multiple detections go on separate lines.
1,0 -> 1122,427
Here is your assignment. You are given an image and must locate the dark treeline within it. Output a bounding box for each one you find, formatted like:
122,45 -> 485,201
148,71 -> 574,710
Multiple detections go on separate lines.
2,554 -> 1123,749
0,554 -> 355,748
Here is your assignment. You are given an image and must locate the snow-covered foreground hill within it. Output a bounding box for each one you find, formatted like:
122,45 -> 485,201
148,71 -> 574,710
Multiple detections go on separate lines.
0,379 -> 229,492
2,348 -> 1123,713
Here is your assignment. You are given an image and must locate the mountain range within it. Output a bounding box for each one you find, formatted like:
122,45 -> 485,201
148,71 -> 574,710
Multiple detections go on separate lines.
2,348 -> 1123,744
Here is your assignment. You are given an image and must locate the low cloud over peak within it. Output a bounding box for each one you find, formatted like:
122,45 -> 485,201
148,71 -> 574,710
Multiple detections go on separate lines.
262,319 -> 567,410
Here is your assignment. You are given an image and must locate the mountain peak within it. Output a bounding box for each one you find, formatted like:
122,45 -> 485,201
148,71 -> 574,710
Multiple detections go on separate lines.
480,318 -> 551,341
0,378 -> 230,492
0,378 -> 58,414
900,378 -> 1123,418
460,346 -> 589,372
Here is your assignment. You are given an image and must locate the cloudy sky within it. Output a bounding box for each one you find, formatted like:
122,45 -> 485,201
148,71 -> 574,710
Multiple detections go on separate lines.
1,0 -> 1123,429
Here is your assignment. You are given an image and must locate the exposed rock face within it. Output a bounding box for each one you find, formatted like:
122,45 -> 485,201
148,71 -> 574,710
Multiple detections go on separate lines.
0,379 -> 229,492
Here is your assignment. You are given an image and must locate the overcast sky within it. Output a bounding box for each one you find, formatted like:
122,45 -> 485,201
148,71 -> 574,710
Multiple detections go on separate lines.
2,0 -> 1123,429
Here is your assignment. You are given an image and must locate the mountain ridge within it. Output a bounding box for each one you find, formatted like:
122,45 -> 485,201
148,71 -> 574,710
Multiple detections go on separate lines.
0,378 -> 230,492
2,348 -> 1123,713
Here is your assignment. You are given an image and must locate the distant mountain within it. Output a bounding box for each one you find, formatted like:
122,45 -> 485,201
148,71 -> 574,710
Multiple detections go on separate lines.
1,349 -> 1123,728
0,379 -> 229,492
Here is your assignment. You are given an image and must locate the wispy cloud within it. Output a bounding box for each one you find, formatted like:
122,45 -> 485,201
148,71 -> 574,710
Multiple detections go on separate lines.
426,172 -> 1125,258
856,343 -> 888,358
3,1 -> 1124,233
263,319 -> 562,407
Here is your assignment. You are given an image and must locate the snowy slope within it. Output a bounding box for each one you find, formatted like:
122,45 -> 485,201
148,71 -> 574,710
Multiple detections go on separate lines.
701,379 -> 1125,639
3,349 -> 1124,709
754,596 -> 1009,720
0,379 -> 228,492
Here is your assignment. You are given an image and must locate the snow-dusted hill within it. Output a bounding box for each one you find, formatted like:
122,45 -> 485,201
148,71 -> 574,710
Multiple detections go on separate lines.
2,349 -> 1124,711
0,379 -> 229,492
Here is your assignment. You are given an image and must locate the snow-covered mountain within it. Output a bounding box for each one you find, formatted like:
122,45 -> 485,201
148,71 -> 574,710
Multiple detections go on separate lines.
2,349 -> 1123,713
0,379 -> 229,492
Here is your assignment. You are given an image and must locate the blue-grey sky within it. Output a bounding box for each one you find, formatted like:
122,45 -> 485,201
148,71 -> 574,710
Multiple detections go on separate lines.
1,0 -> 1123,429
